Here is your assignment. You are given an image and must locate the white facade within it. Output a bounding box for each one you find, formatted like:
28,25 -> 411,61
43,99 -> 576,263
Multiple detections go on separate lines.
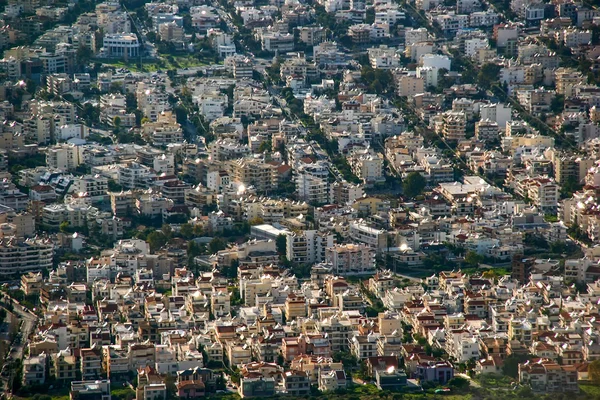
480,103 -> 512,130
46,144 -> 83,170
57,124 -> 88,141
102,34 -> 140,58
465,38 -> 488,58
420,54 -> 452,71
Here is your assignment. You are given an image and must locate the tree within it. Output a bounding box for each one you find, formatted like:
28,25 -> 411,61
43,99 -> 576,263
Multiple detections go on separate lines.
59,221 -> 72,234
147,231 -> 167,252
502,354 -> 530,378
208,237 -> 227,254
180,223 -> 193,239
258,140 -> 272,153
276,234 -> 287,256
448,376 -> 470,390
477,63 -> 501,89
161,224 -> 173,239
464,251 -> 484,267
187,240 -> 202,266
332,351 -> 358,370
249,217 -> 264,226
277,353 -> 285,367
590,359 -> 600,384
403,172 -> 427,198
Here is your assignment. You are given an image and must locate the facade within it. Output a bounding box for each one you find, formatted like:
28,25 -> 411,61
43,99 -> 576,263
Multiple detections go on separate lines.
326,243 -> 376,276
0,238 -> 53,276
102,34 -> 140,58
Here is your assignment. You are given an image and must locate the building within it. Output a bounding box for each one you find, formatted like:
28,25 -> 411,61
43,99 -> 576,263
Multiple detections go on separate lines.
286,230 -> 334,265
0,238 -> 53,276
80,346 -> 103,380
238,377 -> 276,398
46,144 -> 83,170
282,370 -> 310,396
326,243 -> 376,276
440,111 -> 466,142
518,360 -> 578,393
348,24 -> 371,44
348,151 -> 384,184
22,354 -> 47,386
159,22 -> 184,43
415,361 -> 454,384
375,367 -> 408,391
396,74 -> 425,97
260,31 -> 294,52
70,380 -> 111,400
102,33 -> 140,59
226,158 -> 278,194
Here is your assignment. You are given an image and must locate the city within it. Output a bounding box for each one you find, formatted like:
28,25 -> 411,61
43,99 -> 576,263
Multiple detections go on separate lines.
0,0 -> 597,398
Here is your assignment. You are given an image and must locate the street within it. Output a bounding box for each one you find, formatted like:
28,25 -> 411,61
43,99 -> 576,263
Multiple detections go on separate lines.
0,295 -> 37,398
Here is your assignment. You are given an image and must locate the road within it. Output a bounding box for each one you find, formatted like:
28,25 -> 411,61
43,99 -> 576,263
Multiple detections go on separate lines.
456,373 -> 481,388
0,295 -> 37,398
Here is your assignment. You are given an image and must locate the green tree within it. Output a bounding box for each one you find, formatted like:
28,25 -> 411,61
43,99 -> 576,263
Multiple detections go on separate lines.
258,140 -> 272,153
161,224 -> 173,239
208,237 -> 227,254
448,376 -> 470,390
590,359 -> 600,384
59,221 -> 72,233
147,231 -> 167,252
502,354 -> 530,378
276,234 -> 287,256
332,351 -> 359,370
180,223 -> 193,239
403,172 -> 427,198
187,240 -> 202,266
249,217 -> 264,226
477,63 -> 501,89
464,250 -> 484,267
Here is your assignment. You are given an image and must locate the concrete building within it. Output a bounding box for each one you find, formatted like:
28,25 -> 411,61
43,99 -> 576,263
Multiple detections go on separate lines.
102,33 -> 140,59
326,243 -> 376,276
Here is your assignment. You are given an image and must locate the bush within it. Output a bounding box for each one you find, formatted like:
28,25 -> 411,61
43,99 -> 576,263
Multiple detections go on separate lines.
448,376 -> 470,390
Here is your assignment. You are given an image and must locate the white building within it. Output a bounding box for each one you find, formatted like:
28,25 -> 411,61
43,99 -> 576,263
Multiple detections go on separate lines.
102,34 -> 140,59
480,103 -> 512,130
465,38 -> 489,58
420,54 -> 452,71
46,144 -> 83,170
469,10 -> 499,27
286,230 -> 335,265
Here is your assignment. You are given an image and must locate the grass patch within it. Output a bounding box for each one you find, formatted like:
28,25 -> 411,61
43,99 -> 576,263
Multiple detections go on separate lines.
580,383 -> 600,397
476,373 -> 515,389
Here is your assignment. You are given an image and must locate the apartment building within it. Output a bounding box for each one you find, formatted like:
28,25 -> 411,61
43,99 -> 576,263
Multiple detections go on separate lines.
296,173 -> 329,204
0,237 -> 53,276
518,360 -> 578,393
142,112 -> 183,146
440,111 -> 467,142
326,243 -> 376,276
80,346 -> 103,380
226,158 -> 279,194
286,230 -> 334,265
514,176 -> 559,213
348,150 -> 384,184
46,144 -> 83,170
554,68 -> 584,97
395,74 -> 425,97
